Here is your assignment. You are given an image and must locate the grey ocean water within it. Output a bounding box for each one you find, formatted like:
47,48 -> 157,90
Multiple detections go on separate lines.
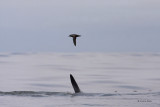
0,53 -> 160,107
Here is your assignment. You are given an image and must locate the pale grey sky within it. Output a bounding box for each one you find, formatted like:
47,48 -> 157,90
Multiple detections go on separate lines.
0,0 -> 160,52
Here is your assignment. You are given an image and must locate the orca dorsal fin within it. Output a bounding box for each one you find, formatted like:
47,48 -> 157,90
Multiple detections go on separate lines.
70,74 -> 81,93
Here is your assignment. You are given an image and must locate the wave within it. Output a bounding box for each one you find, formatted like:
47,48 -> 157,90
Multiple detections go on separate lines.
0,91 -> 159,97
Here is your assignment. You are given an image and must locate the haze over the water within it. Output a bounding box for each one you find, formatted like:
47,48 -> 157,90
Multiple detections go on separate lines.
0,0 -> 160,52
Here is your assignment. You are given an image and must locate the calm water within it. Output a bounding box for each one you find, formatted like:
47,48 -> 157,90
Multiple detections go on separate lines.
0,53 -> 160,107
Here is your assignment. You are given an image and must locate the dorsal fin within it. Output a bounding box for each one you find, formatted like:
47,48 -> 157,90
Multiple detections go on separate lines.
70,74 -> 81,93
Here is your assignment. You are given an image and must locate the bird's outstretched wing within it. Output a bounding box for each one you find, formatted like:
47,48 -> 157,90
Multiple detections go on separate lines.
76,35 -> 81,37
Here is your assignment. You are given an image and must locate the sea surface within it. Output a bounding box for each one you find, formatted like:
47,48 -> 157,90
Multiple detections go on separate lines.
0,53 -> 160,107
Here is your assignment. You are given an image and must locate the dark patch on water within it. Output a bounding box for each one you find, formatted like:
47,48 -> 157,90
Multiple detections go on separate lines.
0,61 -> 9,63
10,52 -> 31,56
150,53 -> 160,57
23,76 -> 61,81
30,83 -> 67,88
37,64 -> 76,71
130,53 -> 144,57
0,54 -> 10,57
91,80 -> 122,84
117,85 -> 145,90
91,67 -> 146,70
148,78 -> 160,81
130,53 -> 160,57
52,67 -> 76,71
61,54 -> 77,57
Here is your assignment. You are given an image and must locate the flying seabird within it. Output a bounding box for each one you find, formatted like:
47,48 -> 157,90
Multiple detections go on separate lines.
69,34 -> 81,46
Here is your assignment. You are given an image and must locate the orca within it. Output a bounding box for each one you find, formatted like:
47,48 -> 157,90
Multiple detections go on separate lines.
70,74 -> 81,93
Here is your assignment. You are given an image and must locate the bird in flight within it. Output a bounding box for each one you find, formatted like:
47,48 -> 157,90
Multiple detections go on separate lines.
69,34 -> 81,46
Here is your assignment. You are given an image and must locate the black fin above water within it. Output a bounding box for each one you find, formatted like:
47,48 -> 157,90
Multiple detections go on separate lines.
70,74 -> 81,93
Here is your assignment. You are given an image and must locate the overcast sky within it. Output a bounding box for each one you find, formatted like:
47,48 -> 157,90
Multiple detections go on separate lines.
0,0 -> 160,52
